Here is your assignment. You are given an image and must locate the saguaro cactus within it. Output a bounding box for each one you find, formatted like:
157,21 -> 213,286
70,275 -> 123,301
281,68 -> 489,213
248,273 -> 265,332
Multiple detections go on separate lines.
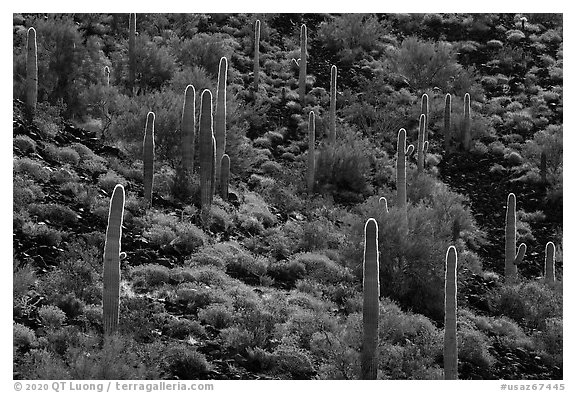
128,13 -> 136,95
361,218 -> 379,380
253,19 -> 260,91
505,193 -> 527,283
417,114 -> 426,174
329,65 -> 337,143
220,154 -> 230,201
143,112 -> 155,205
307,111 -> 316,193
298,24 -> 307,106
397,128 -> 414,228
421,93 -> 429,142
26,27 -> 38,117
544,242 -> 556,285
378,197 -> 389,214
104,66 -> 111,86
462,93 -> 471,151
103,184 -> 125,336
211,134 -> 217,203
215,57 -> 228,187
181,85 -> 196,174
199,89 -> 215,216
444,246 -> 458,380
444,93 -> 451,152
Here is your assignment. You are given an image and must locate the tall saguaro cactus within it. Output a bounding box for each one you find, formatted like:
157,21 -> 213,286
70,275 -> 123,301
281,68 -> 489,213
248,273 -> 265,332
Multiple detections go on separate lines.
181,85 -> 196,174
417,114 -> 426,174
143,112 -> 155,205
253,20 -> 260,91
444,93 -> 452,152
128,13 -> 136,96
421,93 -> 429,142
307,111 -> 316,193
220,154 -> 230,201
505,193 -> 527,283
329,65 -> 337,143
26,27 -> 38,117
397,128 -> 414,228
298,24 -> 307,106
444,246 -> 458,380
544,242 -> 556,285
361,218 -> 379,380
215,57 -> 228,187
462,93 -> 471,151
103,184 -> 125,337
199,89 -> 215,217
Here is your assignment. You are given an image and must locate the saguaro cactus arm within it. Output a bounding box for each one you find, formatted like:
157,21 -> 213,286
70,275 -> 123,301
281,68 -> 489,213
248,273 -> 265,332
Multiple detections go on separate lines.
299,24 -> 307,106
215,57 -> 228,187
143,112 -> 155,205
26,27 -> 38,116
421,93 -> 429,142
361,218 -> 379,380
378,197 -> 389,213
103,184 -> 125,336
181,84 -> 196,174
444,246 -> 458,380
417,114 -> 426,174
444,93 -> 452,151
462,93 -> 471,151
329,65 -> 337,143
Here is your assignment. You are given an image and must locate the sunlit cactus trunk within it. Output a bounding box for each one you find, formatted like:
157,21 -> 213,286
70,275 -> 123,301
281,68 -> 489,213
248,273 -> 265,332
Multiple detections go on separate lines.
444,246 -> 458,380
181,85 -> 196,175
215,57 -> 228,188
143,112 -> 155,205
462,93 -> 471,151
298,24 -> 307,107
329,65 -> 337,143
444,94 -> 451,152
220,154 -> 230,201
128,13 -> 136,96
544,242 -> 556,285
421,93 -> 429,143
26,27 -> 38,117
361,218 -> 379,380
253,20 -> 260,91
103,184 -> 125,336
505,193 -> 526,283
397,128 -> 414,229
417,114 -> 426,174
199,89 -> 215,220
306,111 -> 315,193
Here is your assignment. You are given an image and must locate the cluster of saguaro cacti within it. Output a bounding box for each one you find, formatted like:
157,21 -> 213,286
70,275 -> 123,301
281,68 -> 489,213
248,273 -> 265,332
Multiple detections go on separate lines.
298,24 -> 307,106
253,19 -> 260,91
444,246 -> 458,380
306,111 -> 316,193
396,128 -> 414,228
181,84 -> 196,175
26,27 -> 38,117
361,218 -> 379,380
462,93 -> 471,151
215,57 -> 228,188
103,184 -> 125,336
199,89 -> 216,219
128,13 -> 136,96
143,112 -> 155,205
505,193 -> 527,283
329,65 -> 337,143
544,241 -> 556,285
444,93 -> 452,152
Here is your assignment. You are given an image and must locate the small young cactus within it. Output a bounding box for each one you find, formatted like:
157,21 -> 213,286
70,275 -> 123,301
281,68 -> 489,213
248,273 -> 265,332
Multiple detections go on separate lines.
199,89 -> 215,217
143,112 -> 155,205
253,19 -> 260,91
104,66 -> 111,86
544,242 -> 556,285
215,57 -> 228,188
298,24 -> 307,106
329,65 -> 337,143
103,184 -> 125,336
462,93 -> 471,151
421,93 -> 429,143
361,218 -> 379,380
26,27 -> 38,117
307,111 -> 316,193
128,13 -> 136,96
397,128 -> 414,226
181,85 -> 196,175
417,114 -> 426,174
444,93 -> 452,152
505,193 -> 527,283
444,246 -> 458,380
220,154 -> 230,201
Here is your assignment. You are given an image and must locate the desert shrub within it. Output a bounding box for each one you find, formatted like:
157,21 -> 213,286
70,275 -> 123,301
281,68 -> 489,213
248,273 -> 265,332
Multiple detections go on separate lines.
458,327 -> 495,368
164,343 -> 211,379
162,317 -> 206,340
488,281 -> 562,330
97,170 -> 126,194
14,323 -> 37,352
267,260 -> 306,287
69,143 -> 95,161
186,252 -> 226,269
291,253 -> 353,284
38,305 -> 66,329
51,166 -> 79,184
245,347 -> 277,372
300,216 -> 345,252
171,222 -> 207,253
173,283 -> 230,314
57,147 -> 81,165
238,192 -> 277,228
219,326 -> 254,354
21,221 -> 65,247
459,309 -> 532,349
14,135 -> 37,153
198,303 -> 234,329
13,176 -> 45,211
28,203 -> 78,226
533,317 -> 562,367
13,264 -> 36,299
171,33 -> 236,77
276,308 -> 338,350
130,264 -> 171,290
272,344 -> 315,379
14,157 -> 50,182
